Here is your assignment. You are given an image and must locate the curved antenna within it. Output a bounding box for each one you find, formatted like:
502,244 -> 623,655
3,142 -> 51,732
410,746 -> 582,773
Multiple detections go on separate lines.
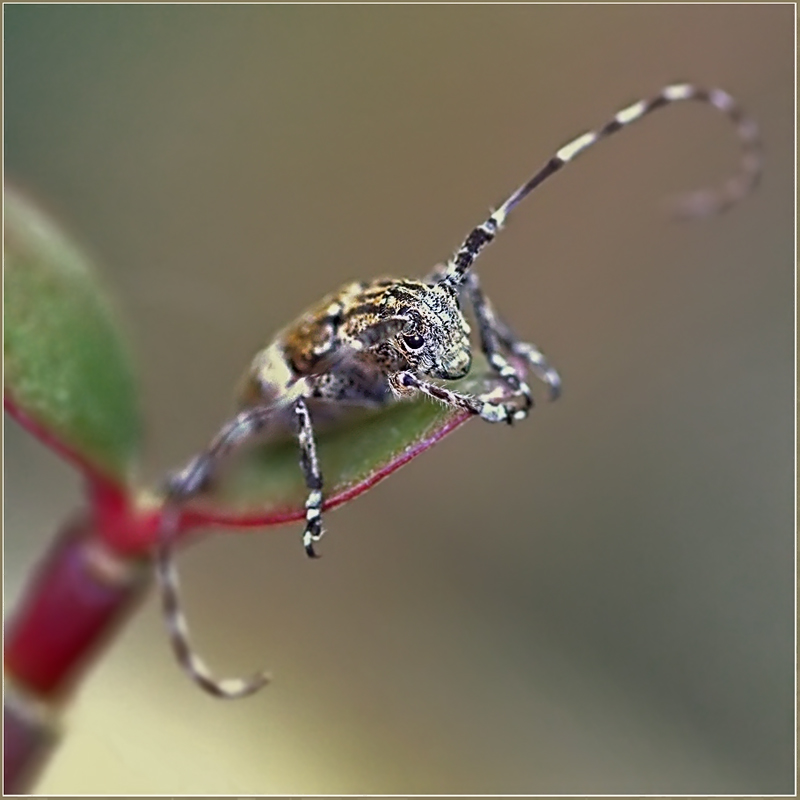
154,408 -> 277,699
439,82 -> 762,290
155,507 -> 271,699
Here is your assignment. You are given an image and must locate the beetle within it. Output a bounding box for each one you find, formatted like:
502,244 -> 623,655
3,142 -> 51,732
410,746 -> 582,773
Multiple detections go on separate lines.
155,82 -> 762,698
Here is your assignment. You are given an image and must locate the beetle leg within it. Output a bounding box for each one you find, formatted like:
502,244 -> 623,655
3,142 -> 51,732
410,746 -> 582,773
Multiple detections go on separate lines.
293,397 -> 325,558
462,272 -> 561,403
390,371 -> 527,424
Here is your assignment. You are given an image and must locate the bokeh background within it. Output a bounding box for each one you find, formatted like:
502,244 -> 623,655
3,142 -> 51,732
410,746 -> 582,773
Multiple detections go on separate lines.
4,4 -> 794,795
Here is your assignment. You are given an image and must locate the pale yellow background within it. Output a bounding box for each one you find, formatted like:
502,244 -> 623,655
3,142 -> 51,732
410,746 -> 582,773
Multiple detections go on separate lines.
4,4 -> 794,795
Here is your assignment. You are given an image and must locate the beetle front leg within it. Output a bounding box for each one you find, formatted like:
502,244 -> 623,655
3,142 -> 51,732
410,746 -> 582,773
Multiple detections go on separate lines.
463,274 -> 533,417
390,371 -> 526,424
293,397 -> 325,558
463,272 -> 561,402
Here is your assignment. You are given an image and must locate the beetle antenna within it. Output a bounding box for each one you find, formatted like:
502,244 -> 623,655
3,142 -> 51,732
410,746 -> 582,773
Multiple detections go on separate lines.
155,507 -> 271,699
154,407 -> 279,698
438,82 -> 762,290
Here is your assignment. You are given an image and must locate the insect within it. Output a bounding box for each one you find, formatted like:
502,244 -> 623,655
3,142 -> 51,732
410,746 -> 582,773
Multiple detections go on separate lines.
155,83 -> 761,699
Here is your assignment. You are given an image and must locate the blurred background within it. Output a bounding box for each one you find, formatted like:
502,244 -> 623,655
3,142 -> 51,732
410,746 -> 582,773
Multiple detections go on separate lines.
4,5 -> 794,795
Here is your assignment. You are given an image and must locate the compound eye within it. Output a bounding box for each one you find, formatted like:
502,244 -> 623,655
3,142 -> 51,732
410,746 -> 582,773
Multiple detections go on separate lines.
402,332 -> 425,351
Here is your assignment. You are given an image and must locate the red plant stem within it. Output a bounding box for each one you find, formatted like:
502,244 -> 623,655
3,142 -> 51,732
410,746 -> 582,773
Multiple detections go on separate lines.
4,514 -> 150,701
5,394 -> 471,702
4,513 -> 150,791
4,384 -> 474,792
3,683 -> 60,793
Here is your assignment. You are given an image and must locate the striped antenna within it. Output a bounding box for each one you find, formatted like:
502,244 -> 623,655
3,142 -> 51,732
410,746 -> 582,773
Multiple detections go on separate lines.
155,506 -> 271,699
439,82 -> 762,290
153,406 -> 280,699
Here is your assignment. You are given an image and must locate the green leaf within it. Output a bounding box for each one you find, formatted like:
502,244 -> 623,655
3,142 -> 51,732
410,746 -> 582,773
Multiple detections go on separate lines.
3,185 -> 524,542
4,187 -> 142,483
183,356 -> 509,527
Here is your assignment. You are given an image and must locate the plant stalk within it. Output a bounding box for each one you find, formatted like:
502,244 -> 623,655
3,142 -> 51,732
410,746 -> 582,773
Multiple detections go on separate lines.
3,513 -> 149,792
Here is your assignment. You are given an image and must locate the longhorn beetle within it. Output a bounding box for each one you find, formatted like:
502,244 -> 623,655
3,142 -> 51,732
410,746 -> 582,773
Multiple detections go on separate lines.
155,83 -> 762,698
